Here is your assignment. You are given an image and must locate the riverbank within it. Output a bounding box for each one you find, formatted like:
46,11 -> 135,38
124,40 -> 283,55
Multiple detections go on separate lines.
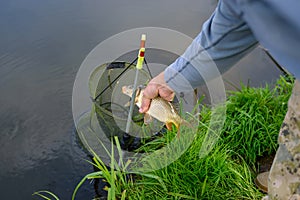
37,75 -> 293,200
82,76 -> 292,200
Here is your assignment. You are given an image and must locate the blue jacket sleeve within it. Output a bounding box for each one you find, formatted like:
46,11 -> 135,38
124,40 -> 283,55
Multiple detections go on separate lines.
164,0 -> 258,92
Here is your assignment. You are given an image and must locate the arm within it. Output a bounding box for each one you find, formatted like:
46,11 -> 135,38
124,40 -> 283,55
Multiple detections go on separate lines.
140,0 -> 258,112
165,0 -> 258,92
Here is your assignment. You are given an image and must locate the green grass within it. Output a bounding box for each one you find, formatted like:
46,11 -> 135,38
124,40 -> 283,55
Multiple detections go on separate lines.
71,137 -> 132,200
34,76 -> 294,200
220,77 -> 293,169
32,191 -> 60,200
121,76 -> 293,200
125,136 -> 261,199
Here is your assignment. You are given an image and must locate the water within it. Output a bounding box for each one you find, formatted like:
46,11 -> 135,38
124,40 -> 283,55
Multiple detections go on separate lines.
0,0 -> 282,199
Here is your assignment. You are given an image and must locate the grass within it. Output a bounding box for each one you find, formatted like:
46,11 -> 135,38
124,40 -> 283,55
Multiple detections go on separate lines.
71,137 -> 132,200
34,76 -> 294,200
125,136 -> 261,199
32,191 -> 60,200
120,76 -> 293,200
220,77 -> 292,169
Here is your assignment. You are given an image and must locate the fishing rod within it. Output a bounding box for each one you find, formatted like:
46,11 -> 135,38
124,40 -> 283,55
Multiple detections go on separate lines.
118,34 -> 146,167
125,34 -> 146,134
262,48 -> 291,77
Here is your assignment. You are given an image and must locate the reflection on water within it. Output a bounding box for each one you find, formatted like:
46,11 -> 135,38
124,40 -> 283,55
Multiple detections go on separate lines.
0,0 -> 281,199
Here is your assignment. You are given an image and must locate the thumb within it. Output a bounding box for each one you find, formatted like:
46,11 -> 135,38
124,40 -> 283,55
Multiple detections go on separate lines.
139,97 -> 151,113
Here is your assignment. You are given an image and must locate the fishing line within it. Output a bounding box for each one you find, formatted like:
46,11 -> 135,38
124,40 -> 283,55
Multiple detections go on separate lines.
144,58 -> 153,79
262,48 -> 291,77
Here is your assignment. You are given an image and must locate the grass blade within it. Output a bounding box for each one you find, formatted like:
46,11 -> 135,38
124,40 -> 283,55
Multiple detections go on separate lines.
32,191 -> 59,200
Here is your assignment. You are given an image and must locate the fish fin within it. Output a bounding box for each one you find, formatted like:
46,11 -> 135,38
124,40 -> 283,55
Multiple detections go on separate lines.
172,102 -> 180,113
166,121 -> 181,138
144,113 -> 153,125
165,121 -> 173,130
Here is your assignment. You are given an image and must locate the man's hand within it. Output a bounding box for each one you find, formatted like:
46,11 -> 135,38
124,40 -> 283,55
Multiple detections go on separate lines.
139,72 -> 175,113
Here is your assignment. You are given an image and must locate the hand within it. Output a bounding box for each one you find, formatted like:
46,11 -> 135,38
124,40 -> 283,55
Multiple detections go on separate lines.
139,72 -> 175,113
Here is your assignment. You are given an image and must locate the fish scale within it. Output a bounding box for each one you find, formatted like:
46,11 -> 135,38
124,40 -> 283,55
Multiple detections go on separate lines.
148,97 -> 180,124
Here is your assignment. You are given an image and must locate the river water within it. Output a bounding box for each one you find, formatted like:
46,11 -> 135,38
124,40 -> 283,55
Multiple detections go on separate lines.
0,0 -> 282,199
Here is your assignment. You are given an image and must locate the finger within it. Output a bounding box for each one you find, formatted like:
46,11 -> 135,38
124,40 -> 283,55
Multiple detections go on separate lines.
143,83 -> 159,99
159,88 -> 175,101
139,97 -> 151,113
162,93 -> 175,102
158,84 -> 175,101
139,84 -> 159,113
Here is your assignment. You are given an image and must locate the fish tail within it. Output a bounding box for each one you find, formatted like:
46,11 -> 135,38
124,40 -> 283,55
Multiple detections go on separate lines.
165,121 -> 181,139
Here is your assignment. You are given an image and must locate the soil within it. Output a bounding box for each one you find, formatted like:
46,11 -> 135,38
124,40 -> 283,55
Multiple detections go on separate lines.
256,153 -> 276,173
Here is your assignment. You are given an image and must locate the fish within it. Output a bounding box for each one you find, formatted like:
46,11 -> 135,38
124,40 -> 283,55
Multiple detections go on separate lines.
122,85 -> 191,135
